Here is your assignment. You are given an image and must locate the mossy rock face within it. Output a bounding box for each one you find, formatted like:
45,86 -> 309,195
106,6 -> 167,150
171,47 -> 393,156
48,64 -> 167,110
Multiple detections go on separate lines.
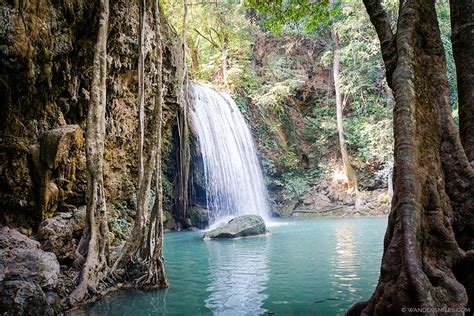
188,207 -> 209,229
202,215 -> 267,240
163,211 -> 176,231
33,125 -> 83,220
271,197 -> 300,218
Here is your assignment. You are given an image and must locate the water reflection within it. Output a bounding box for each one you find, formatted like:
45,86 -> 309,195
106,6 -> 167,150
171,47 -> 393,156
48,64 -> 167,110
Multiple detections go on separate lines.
78,218 -> 387,316
329,222 -> 361,308
204,240 -> 269,315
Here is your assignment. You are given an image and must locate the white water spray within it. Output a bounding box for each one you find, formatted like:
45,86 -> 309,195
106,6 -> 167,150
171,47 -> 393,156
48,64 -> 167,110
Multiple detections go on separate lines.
189,83 -> 271,226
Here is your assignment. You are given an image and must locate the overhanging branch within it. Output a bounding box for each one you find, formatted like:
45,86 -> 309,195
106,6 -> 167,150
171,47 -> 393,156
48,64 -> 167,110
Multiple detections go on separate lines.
363,0 -> 397,88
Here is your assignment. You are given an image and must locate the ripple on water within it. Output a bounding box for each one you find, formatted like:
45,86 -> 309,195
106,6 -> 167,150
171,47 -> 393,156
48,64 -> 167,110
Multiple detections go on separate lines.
80,217 -> 387,316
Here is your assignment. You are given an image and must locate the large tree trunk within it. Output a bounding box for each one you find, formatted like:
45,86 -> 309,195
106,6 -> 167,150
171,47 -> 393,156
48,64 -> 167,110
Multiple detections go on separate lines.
331,28 -> 358,191
348,0 -> 474,314
69,0 -> 110,303
450,1 -> 474,164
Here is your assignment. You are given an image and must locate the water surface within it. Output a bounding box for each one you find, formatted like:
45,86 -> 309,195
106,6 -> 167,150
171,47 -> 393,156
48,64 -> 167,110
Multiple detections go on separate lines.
82,217 -> 387,315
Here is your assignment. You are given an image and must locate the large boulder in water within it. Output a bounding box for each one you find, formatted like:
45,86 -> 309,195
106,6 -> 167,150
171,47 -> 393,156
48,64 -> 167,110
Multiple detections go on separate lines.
203,215 -> 268,240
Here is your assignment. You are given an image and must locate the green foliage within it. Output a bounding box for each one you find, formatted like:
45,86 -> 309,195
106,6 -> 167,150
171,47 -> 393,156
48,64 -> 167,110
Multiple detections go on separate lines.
235,67 -> 262,94
244,0 -> 334,34
184,0 -> 453,206
345,116 -> 393,168
180,0 -> 255,89
436,2 -> 459,125
109,217 -> 132,245
256,79 -> 304,114
269,167 -> 321,203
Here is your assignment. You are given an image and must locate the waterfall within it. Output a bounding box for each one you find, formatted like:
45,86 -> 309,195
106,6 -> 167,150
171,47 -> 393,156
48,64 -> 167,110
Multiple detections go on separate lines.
189,83 -> 271,226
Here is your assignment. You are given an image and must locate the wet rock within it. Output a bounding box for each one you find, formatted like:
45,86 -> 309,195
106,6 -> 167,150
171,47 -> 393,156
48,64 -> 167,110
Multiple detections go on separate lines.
164,211 -> 176,231
1,0 -> 184,231
38,125 -> 82,170
0,280 -> 52,316
36,206 -> 86,263
203,215 -> 267,240
4,248 -> 59,288
0,227 -> 60,314
188,207 -> 209,229
272,198 -> 300,218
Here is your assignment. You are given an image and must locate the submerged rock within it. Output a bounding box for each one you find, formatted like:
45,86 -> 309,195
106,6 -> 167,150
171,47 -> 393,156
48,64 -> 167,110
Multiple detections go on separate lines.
203,215 -> 268,240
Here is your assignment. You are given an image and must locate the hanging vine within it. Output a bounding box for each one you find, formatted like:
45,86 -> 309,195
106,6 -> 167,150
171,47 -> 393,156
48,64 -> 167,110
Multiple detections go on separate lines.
176,0 -> 191,222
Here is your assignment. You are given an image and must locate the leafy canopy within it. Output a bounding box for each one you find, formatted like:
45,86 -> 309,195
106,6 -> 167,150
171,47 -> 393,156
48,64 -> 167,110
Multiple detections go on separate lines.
245,0 -> 335,33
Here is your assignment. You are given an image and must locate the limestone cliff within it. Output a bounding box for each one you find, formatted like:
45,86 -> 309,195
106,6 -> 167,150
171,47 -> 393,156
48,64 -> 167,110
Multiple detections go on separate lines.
0,0 -> 183,231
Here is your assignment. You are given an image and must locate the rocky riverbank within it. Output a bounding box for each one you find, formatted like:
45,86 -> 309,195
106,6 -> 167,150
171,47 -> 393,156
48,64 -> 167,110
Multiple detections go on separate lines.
272,179 -> 391,219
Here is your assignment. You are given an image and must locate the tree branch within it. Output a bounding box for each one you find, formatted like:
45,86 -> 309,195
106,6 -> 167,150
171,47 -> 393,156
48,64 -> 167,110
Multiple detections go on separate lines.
362,0 -> 397,88
193,28 -> 220,48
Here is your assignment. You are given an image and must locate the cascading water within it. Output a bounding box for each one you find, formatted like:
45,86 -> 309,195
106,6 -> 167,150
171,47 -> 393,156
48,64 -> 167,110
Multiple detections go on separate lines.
189,83 -> 271,226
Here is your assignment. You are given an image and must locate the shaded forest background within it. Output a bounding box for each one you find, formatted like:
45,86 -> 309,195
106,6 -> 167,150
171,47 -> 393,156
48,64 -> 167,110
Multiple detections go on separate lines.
178,0 -> 458,218
0,0 -> 458,234
0,0 -> 471,313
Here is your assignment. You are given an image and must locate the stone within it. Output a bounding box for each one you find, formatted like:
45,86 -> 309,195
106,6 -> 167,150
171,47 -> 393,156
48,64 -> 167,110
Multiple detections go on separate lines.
377,192 -> 391,204
0,280 -> 52,316
339,192 -> 354,205
271,198 -> 300,218
5,248 -> 60,288
0,227 -> 60,288
203,215 -> 267,240
354,196 -> 366,209
164,211 -> 176,231
36,206 -> 86,263
32,125 -> 83,220
39,125 -> 82,170
188,207 -> 209,229
0,227 -> 40,250
302,191 -> 332,208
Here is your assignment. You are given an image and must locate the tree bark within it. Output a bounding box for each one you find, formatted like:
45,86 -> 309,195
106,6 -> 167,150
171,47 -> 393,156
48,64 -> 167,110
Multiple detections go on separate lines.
177,0 -> 190,223
138,0 -> 146,186
110,0 -> 149,275
69,0 -> 110,303
137,0 -> 168,289
450,0 -> 474,163
331,28 -> 358,191
110,2 -> 169,288
188,36 -> 200,72
348,0 -> 474,314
